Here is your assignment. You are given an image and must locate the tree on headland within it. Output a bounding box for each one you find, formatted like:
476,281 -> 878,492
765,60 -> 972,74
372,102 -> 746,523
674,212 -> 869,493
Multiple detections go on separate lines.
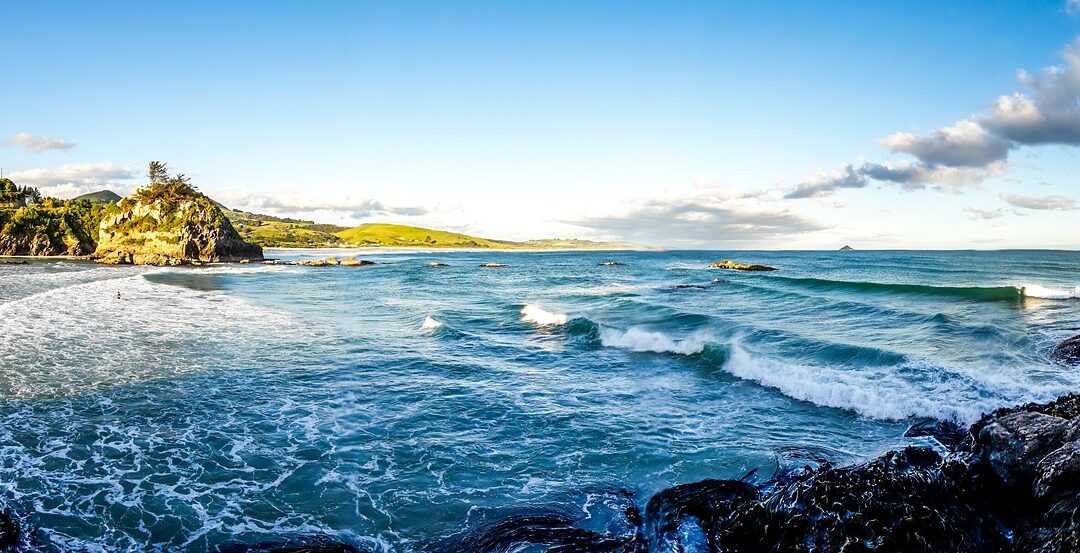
148,161 -> 169,184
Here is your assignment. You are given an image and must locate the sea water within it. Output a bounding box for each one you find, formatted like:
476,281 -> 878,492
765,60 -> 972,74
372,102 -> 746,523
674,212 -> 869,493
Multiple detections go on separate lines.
0,249 -> 1078,550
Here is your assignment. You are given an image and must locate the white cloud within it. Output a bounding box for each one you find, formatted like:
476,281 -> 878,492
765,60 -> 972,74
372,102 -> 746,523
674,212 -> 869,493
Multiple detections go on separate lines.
963,207 -> 1006,220
213,189 -> 430,219
981,37 -> 1080,145
7,163 -> 139,198
788,35 -> 1080,200
1000,192 -> 1077,210
1068,0 -> 1080,15
568,188 -> 826,247
882,120 -> 1011,168
2,132 -> 76,153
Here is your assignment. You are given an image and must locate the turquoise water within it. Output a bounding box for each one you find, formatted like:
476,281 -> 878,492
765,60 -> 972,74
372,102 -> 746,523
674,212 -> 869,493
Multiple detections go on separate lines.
1,249 -> 1078,551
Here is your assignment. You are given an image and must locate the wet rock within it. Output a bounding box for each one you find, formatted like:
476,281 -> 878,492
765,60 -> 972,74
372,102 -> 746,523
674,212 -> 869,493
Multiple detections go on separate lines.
905,417 -> 968,448
708,260 -> 777,271
479,263 -> 507,268
0,509 -> 21,550
597,262 -> 626,267
643,479 -> 758,549
1051,335 -> 1080,366
972,410 -> 1079,487
444,394 -> 1080,553
216,535 -> 362,553
429,262 -> 449,267
339,257 -> 374,266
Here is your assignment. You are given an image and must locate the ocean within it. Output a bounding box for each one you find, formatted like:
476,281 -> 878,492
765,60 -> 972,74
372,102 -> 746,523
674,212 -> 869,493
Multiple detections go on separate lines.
0,249 -> 1078,551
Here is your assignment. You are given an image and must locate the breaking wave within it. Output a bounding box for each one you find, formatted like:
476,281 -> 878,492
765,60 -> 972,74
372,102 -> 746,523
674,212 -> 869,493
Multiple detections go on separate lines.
598,327 -> 707,355
422,315 -> 444,331
521,304 -> 569,326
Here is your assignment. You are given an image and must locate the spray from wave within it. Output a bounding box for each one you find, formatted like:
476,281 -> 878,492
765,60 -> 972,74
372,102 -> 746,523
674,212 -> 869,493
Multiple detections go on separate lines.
521,304 -> 569,326
1018,284 -> 1079,300
598,327 -> 706,355
422,316 -> 444,331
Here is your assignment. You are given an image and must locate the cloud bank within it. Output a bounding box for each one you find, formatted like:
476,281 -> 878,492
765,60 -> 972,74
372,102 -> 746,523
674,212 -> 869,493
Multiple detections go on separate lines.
7,163 -> 139,198
2,132 -> 76,153
787,36 -> 1080,199
1000,192 -> 1077,210
569,191 -> 825,246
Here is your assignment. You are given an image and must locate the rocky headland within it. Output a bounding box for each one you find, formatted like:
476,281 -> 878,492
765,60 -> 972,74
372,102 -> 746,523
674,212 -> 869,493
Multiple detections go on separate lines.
94,174 -> 262,266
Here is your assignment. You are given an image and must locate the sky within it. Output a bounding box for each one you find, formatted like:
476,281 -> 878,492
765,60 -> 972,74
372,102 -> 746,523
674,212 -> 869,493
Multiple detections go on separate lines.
2,0 -> 1080,249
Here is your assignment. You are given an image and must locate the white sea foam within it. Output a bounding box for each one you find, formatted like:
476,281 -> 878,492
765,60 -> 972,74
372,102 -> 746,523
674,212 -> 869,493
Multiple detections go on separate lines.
0,269 -> 305,399
598,327 -> 706,355
1019,284 -> 1079,299
521,304 -> 568,326
719,342 -> 991,421
422,316 -> 443,331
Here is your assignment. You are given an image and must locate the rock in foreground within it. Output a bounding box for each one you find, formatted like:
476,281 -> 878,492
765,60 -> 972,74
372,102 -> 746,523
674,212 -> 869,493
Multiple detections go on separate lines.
1051,335 -> 1080,366
95,180 -> 262,265
448,394 -> 1080,552
709,259 -> 777,271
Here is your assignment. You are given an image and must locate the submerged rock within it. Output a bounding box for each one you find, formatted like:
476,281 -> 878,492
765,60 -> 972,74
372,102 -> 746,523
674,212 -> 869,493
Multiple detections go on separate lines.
1051,335 -> 1080,365
216,535 -> 362,552
708,260 -> 777,271
598,261 -> 626,267
429,262 -> 449,267
479,263 -> 507,268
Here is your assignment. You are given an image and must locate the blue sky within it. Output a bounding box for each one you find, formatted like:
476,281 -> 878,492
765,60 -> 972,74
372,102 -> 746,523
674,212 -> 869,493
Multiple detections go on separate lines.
3,0 -> 1080,248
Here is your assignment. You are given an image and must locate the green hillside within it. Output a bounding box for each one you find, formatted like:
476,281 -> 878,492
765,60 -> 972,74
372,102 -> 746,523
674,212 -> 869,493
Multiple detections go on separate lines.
73,190 -> 122,204
333,223 -> 644,250
335,223 -> 515,248
223,209 -> 348,248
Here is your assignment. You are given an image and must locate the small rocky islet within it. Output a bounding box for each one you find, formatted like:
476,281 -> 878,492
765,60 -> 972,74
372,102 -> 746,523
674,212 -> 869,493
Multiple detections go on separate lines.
709,259 -> 778,271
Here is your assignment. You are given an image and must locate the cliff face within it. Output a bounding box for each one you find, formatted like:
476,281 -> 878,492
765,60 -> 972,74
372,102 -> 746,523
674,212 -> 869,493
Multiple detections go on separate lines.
94,182 -> 262,265
0,201 -> 102,256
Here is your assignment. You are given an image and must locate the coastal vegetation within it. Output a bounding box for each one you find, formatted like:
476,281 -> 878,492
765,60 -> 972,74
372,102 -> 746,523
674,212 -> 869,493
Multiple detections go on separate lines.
0,185 -> 105,256
0,163 -> 644,258
94,162 -> 262,265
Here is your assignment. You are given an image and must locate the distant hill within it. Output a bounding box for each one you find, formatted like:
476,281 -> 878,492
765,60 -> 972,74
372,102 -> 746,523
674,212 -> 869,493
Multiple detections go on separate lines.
334,223 -> 645,250
840,245 -> 854,251
222,208 -> 348,248
220,208 -> 645,250
73,190 -> 122,204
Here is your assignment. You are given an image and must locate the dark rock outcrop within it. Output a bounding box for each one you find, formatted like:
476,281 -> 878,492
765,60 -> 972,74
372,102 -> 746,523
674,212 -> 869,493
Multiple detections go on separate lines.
1051,335 -> 1080,366
708,260 -> 777,271
448,394 -> 1080,552
217,535 -> 362,553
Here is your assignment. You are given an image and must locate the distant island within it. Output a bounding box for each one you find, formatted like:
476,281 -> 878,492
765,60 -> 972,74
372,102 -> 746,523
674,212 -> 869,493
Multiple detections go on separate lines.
0,161 -> 646,264
840,245 -> 854,250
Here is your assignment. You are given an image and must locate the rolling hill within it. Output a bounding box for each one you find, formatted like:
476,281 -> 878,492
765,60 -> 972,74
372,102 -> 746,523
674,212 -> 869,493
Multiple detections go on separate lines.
73,190 -> 122,204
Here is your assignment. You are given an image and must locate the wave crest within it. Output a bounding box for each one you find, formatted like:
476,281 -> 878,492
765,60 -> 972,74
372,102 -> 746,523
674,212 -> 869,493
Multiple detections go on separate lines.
1019,284 -> 1079,300
422,316 -> 443,331
521,304 -> 569,326
598,327 -> 706,355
